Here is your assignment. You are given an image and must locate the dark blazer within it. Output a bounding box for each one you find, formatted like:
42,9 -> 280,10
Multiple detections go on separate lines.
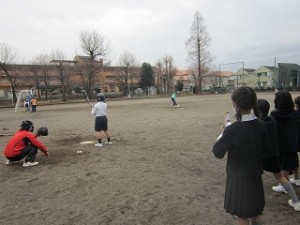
213,119 -> 268,178
271,109 -> 298,153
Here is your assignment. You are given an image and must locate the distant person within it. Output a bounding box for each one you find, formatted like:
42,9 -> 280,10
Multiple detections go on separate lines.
3,120 -> 49,167
31,96 -> 37,112
171,90 -> 178,107
257,99 -> 300,211
91,94 -> 112,147
213,86 -> 267,225
24,99 -> 30,112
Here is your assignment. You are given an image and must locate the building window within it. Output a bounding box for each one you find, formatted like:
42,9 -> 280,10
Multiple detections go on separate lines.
228,80 -> 234,85
110,85 -> 115,92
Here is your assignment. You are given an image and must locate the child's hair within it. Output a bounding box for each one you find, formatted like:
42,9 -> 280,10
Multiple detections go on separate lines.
274,90 -> 294,110
257,99 -> 270,118
294,96 -> 300,109
231,86 -> 260,121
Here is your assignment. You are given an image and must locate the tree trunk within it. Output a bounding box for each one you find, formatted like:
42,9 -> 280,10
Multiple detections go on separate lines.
0,63 -> 17,105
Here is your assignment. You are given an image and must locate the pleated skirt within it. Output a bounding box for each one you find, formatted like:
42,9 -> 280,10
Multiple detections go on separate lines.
224,176 -> 265,218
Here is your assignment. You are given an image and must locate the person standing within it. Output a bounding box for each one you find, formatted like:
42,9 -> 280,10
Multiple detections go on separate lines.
271,91 -> 299,196
257,99 -> 300,211
213,86 -> 266,225
31,96 -> 37,112
171,90 -> 178,107
91,94 -> 112,147
289,95 -> 300,186
24,99 -> 30,112
3,120 -> 49,167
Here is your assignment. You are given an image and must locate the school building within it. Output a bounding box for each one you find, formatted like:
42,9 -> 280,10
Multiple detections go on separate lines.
1,59 -> 300,98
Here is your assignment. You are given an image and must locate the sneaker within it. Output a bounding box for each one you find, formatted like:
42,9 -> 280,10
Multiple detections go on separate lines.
22,161 -> 39,167
94,143 -> 102,147
272,184 -> 287,193
290,177 -> 295,184
5,160 -> 18,165
288,199 -> 300,211
5,160 -> 12,165
105,141 -> 112,145
290,177 -> 300,186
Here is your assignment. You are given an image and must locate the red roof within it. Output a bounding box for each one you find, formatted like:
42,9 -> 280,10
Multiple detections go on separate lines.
204,71 -> 234,77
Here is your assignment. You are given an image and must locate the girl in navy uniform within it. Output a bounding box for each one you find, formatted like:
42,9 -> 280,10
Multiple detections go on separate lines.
290,96 -> 300,186
270,91 -> 299,201
257,99 -> 300,211
213,86 -> 267,225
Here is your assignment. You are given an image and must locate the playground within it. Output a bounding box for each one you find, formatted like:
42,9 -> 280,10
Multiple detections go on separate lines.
0,93 -> 299,225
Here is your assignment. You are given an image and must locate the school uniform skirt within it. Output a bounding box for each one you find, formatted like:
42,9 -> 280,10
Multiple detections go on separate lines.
224,176 -> 265,218
95,116 -> 108,131
279,152 -> 299,171
263,156 -> 281,173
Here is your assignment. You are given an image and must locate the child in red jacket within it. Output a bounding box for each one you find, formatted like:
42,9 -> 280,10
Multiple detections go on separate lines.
3,120 -> 48,167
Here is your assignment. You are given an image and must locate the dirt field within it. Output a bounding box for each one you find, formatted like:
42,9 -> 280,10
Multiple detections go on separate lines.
0,93 -> 299,225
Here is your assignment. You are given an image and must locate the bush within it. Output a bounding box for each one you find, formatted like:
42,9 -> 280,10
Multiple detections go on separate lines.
104,92 -> 123,99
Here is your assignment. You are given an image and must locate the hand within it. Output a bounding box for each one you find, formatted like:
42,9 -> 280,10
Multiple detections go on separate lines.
44,152 -> 49,157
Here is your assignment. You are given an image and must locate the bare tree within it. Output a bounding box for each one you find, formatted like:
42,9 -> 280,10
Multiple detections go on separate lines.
117,51 -> 137,98
79,30 -> 111,98
50,49 -> 72,102
185,11 -> 213,94
36,54 -> 52,100
154,60 -> 164,94
163,55 -> 176,94
0,42 -> 18,104
113,68 -> 126,96
27,59 -> 43,100
155,55 -> 176,95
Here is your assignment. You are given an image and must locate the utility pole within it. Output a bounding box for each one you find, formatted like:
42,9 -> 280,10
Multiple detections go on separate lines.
242,62 -> 244,86
127,66 -> 131,98
274,57 -> 277,89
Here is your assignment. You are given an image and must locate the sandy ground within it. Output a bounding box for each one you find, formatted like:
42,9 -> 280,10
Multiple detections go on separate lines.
0,93 -> 300,225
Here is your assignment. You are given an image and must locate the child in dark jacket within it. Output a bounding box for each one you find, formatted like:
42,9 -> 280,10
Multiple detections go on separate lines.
270,91 -> 300,210
257,99 -> 300,211
290,96 -> 300,186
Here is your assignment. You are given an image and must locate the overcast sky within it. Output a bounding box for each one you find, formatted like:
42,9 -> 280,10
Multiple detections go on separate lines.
2,0 -> 300,71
